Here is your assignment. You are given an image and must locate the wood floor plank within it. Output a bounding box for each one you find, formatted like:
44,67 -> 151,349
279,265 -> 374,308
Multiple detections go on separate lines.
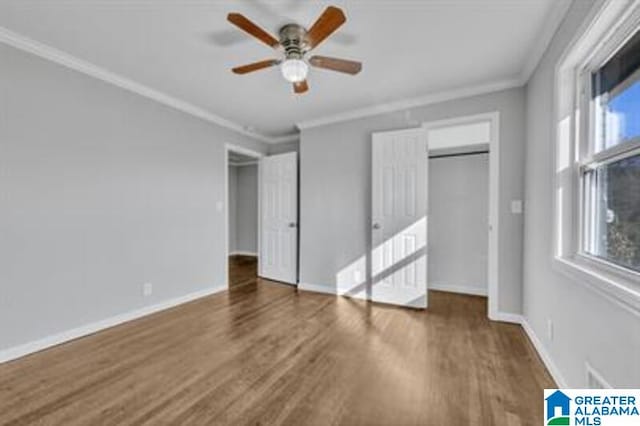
0,256 -> 554,425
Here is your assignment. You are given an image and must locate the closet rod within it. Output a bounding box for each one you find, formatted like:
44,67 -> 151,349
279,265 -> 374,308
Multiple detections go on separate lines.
429,150 -> 489,160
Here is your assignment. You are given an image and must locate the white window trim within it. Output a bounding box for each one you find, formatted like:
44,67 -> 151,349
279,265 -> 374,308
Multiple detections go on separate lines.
552,0 -> 640,316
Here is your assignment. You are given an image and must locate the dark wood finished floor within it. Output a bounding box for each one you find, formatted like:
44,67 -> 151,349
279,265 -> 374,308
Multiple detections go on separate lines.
0,256 -> 553,425
229,254 -> 259,287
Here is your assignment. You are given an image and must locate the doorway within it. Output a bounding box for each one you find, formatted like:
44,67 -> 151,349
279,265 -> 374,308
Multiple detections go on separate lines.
428,150 -> 489,296
423,112 -> 500,320
226,145 -> 262,288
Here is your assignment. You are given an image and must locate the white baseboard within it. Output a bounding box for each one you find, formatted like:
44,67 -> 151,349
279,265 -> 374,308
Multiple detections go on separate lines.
302,282 -> 488,299
482,312 -> 567,387
298,283 -> 368,300
0,286 -> 226,364
298,283 -> 339,296
490,311 -> 523,324
429,282 -> 488,296
229,251 -> 258,257
520,318 -> 568,388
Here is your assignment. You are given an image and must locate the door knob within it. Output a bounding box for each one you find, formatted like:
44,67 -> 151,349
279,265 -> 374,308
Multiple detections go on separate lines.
288,222 -> 297,228
372,223 -> 381,230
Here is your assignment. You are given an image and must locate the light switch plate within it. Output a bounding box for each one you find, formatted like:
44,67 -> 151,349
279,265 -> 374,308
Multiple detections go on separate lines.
511,200 -> 523,214
216,201 -> 224,212
143,282 -> 153,297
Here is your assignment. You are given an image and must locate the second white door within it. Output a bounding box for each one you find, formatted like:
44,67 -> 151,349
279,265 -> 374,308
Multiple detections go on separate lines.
259,152 -> 298,284
371,128 -> 428,308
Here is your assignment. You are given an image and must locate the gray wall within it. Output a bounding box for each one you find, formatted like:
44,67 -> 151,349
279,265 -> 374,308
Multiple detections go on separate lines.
523,0 -> 640,387
0,43 -> 267,352
234,164 -> 258,254
228,166 -> 238,253
429,153 -> 488,295
300,87 -> 526,315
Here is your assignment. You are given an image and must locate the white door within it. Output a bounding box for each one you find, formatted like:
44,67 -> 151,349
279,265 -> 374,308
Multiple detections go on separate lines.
259,152 -> 298,284
371,128 -> 428,308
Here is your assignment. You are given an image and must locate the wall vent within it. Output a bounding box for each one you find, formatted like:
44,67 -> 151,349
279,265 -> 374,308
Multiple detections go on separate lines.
585,362 -> 612,389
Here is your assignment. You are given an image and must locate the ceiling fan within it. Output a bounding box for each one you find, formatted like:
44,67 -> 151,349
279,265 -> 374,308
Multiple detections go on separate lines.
227,6 -> 362,94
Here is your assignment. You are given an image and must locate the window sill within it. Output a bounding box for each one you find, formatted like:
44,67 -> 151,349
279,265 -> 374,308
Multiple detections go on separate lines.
552,255 -> 640,316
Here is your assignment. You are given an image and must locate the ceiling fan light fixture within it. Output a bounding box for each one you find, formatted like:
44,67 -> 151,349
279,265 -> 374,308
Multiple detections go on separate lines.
280,59 -> 308,83
227,7 -> 360,93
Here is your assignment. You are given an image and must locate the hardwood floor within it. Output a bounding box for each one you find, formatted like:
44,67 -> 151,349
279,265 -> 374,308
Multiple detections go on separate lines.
0,256 -> 553,425
229,254 -> 259,288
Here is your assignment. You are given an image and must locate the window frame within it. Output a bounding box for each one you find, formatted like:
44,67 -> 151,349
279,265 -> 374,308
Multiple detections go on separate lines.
552,0 -> 640,315
577,20 -> 640,275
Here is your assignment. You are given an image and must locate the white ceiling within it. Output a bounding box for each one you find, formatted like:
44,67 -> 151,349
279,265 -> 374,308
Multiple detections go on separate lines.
0,0 -> 565,142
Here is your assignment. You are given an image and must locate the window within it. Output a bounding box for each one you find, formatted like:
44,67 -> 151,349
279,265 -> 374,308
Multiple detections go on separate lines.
591,29 -> 640,152
582,154 -> 640,271
554,0 -> 640,312
580,28 -> 640,274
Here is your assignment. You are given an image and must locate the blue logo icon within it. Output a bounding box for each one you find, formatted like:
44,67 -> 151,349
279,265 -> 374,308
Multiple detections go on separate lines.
546,390 -> 571,425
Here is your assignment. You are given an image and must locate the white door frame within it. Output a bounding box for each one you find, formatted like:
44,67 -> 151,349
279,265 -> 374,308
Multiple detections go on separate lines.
224,143 -> 264,289
422,111 -> 500,321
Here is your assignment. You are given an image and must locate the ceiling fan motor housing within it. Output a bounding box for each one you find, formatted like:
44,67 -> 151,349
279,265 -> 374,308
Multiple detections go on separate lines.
279,24 -> 308,60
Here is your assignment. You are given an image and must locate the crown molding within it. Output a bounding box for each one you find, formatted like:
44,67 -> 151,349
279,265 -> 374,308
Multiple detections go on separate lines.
295,0 -> 572,132
0,26 -> 300,145
268,133 -> 300,143
296,78 -> 522,130
519,0 -> 573,83
1,0 -> 570,145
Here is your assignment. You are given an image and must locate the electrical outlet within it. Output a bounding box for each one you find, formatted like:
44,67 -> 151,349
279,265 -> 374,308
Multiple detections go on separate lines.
354,270 -> 362,284
547,319 -> 554,341
143,282 -> 153,297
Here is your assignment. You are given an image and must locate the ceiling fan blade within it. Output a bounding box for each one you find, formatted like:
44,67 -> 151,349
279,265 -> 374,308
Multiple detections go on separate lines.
232,59 -> 280,74
293,80 -> 309,94
309,56 -> 362,74
306,6 -> 346,49
227,13 -> 280,48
